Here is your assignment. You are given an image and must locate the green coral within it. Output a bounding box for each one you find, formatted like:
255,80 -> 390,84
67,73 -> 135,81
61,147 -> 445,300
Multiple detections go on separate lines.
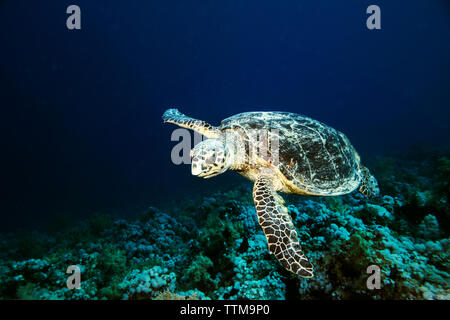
185,255 -> 215,292
96,244 -> 127,278
324,197 -> 351,214
16,283 -> 42,300
198,211 -> 243,259
323,231 -> 377,299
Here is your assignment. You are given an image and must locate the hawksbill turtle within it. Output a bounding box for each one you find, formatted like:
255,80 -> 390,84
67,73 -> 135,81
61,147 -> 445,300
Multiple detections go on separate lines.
162,108 -> 379,278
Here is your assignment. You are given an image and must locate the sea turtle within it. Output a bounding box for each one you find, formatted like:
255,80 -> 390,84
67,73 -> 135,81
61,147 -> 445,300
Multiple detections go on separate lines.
162,108 -> 379,278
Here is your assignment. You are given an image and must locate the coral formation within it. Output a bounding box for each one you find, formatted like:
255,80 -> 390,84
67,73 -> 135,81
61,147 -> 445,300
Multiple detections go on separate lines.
0,152 -> 449,300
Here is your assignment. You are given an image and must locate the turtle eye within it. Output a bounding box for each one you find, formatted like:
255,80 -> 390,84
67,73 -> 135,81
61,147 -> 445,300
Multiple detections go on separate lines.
206,155 -> 216,164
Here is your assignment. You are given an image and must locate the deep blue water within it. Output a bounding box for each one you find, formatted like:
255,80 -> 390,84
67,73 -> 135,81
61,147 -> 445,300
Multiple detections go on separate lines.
1,0 -> 449,231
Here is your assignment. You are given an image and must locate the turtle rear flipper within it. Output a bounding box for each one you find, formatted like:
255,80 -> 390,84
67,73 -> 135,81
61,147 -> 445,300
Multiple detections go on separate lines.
358,166 -> 380,198
162,108 -> 221,138
253,176 -> 314,278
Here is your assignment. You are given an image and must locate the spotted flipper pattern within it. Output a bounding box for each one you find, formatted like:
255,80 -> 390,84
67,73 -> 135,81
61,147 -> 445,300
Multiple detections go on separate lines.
253,176 -> 314,277
358,166 -> 380,198
162,108 -> 222,138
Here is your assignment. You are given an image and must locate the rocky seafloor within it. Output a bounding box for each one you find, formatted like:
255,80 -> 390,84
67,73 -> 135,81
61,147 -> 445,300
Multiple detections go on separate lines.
0,152 -> 449,300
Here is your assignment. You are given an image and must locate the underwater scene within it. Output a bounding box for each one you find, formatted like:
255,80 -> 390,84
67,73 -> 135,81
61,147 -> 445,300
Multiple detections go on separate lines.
1,152 -> 449,300
1,1 -> 449,301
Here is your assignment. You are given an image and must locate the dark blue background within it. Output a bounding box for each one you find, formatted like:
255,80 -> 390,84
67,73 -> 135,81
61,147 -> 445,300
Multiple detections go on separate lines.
1,1 -> 449,231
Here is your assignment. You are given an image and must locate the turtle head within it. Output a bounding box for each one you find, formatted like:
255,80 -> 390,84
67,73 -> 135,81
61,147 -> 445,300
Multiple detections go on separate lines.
191,139 -> 231,178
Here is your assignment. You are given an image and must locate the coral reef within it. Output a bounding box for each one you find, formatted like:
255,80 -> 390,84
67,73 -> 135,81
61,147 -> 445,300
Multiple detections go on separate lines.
0,152 -> 449,300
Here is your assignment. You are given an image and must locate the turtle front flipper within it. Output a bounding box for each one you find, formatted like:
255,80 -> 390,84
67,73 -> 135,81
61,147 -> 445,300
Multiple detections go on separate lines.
162,108 -> 221,138
253,176 -> 314,278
